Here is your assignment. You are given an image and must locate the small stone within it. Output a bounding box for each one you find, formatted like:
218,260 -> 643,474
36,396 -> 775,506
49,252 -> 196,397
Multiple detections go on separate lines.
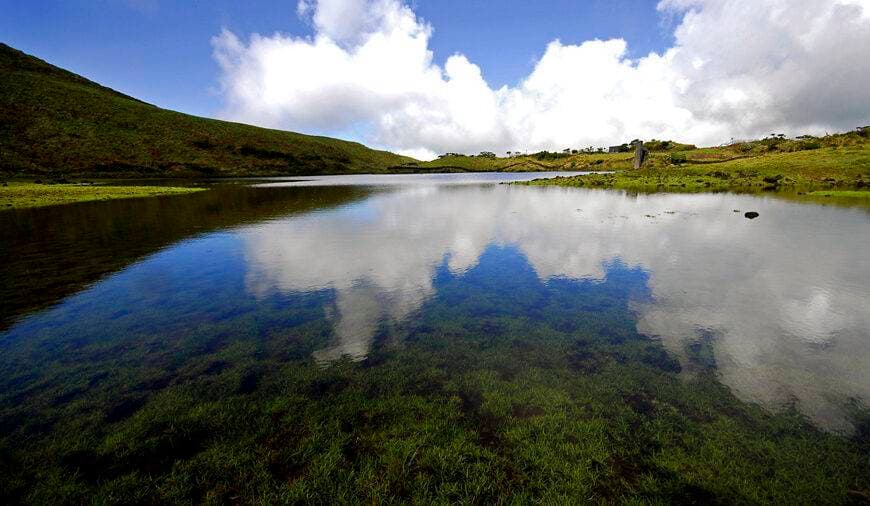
744,211 -> 759,219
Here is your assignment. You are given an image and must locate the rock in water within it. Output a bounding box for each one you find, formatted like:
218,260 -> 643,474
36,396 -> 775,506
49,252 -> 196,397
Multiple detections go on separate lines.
744,211 -> 760,219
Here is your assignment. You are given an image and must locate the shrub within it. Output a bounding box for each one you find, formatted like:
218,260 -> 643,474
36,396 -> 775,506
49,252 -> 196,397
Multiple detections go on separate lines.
668,152 -> 688,165
646,140 -> 697,152
533,151 -> 571,161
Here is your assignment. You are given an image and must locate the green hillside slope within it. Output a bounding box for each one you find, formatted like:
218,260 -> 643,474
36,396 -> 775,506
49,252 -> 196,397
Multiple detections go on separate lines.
0,43 -> 412,178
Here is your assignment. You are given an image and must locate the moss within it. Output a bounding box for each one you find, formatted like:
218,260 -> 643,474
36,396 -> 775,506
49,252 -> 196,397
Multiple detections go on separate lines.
0,182 -> 205,210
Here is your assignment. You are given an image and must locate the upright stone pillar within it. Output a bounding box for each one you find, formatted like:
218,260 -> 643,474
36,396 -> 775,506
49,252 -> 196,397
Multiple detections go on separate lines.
633,141 -> 649,169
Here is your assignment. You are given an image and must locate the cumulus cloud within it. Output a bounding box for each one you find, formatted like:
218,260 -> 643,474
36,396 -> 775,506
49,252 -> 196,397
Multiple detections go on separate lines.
212,0 -> 870,159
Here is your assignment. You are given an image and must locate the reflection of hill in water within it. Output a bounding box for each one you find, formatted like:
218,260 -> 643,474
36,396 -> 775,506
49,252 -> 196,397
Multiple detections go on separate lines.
0,184 -> 373,329
242,185 -> 870,431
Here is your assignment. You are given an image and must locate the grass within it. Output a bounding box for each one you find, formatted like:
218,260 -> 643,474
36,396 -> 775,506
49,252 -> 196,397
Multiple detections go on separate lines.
519,139 -> 870,192
394,131 -> 870,192
0,182 -> 205,210
808,190 -> 870,198
402,155 -> 582,172
0,44 -> 412,178
395,151 -> 622,173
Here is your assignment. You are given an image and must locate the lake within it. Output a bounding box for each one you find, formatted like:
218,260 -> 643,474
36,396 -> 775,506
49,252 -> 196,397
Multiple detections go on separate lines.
1,173 -> 868,502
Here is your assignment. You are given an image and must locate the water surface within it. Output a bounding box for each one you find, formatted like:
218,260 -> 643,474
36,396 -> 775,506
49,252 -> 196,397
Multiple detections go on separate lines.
1,174 -> 868,502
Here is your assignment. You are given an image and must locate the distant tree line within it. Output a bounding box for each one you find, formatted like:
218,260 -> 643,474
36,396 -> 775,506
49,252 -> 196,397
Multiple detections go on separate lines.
433,128 -> 870,160
725,127 -> 870,154
437,151 -> 497,159
437,127 -> 869,160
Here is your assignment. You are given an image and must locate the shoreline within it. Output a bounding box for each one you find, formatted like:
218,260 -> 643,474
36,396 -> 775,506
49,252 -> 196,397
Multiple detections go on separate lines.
0,182 -> 206,210
514,144 -> 870,194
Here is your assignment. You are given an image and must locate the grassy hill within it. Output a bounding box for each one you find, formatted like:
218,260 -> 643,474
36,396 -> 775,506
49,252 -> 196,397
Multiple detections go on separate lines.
519,130 -> 870,191
399,131 -> 870,179
0,43 -> 412,178
394,129 -> 870,192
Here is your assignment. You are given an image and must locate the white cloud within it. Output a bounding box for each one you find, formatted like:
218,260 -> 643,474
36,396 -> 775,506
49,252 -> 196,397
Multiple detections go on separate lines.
212,0 -> 870,159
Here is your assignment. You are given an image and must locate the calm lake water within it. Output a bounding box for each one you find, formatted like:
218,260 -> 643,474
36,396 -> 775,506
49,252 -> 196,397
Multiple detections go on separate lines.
1,173 -> 868,501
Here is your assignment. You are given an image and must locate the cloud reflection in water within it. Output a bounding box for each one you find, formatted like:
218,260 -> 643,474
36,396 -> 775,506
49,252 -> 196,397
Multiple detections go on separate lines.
241,184 -> 870,431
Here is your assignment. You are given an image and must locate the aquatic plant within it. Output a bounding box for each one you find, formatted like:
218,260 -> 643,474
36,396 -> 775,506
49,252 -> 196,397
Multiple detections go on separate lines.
0,246 -> 866,503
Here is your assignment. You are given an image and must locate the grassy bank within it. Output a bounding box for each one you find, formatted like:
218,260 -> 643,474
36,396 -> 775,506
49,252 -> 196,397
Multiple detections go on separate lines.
518,131 -> 870,192
808,190 -> 870,199
0,182 -> 205,210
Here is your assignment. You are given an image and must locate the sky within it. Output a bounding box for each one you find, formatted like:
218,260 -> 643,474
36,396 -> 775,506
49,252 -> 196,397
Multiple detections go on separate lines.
3,0 -> 870,158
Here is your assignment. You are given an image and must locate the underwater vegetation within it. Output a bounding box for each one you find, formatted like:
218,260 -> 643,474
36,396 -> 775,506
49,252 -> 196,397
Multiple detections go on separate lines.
0,246 -> 867,504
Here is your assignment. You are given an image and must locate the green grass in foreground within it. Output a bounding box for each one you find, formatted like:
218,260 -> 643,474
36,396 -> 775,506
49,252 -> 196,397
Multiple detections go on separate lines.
0,182 -> 205,210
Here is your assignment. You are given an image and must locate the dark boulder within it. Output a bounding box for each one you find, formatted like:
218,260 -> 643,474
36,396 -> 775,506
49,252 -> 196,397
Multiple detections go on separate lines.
744,211 -> 759,219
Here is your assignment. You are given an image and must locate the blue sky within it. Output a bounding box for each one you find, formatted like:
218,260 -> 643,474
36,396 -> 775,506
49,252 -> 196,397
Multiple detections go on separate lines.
1,0 -> 671,118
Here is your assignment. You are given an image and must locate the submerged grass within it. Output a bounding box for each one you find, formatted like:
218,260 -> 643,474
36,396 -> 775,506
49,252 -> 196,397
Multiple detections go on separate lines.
0,248 -> 866,503
0,182 -> 205,210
